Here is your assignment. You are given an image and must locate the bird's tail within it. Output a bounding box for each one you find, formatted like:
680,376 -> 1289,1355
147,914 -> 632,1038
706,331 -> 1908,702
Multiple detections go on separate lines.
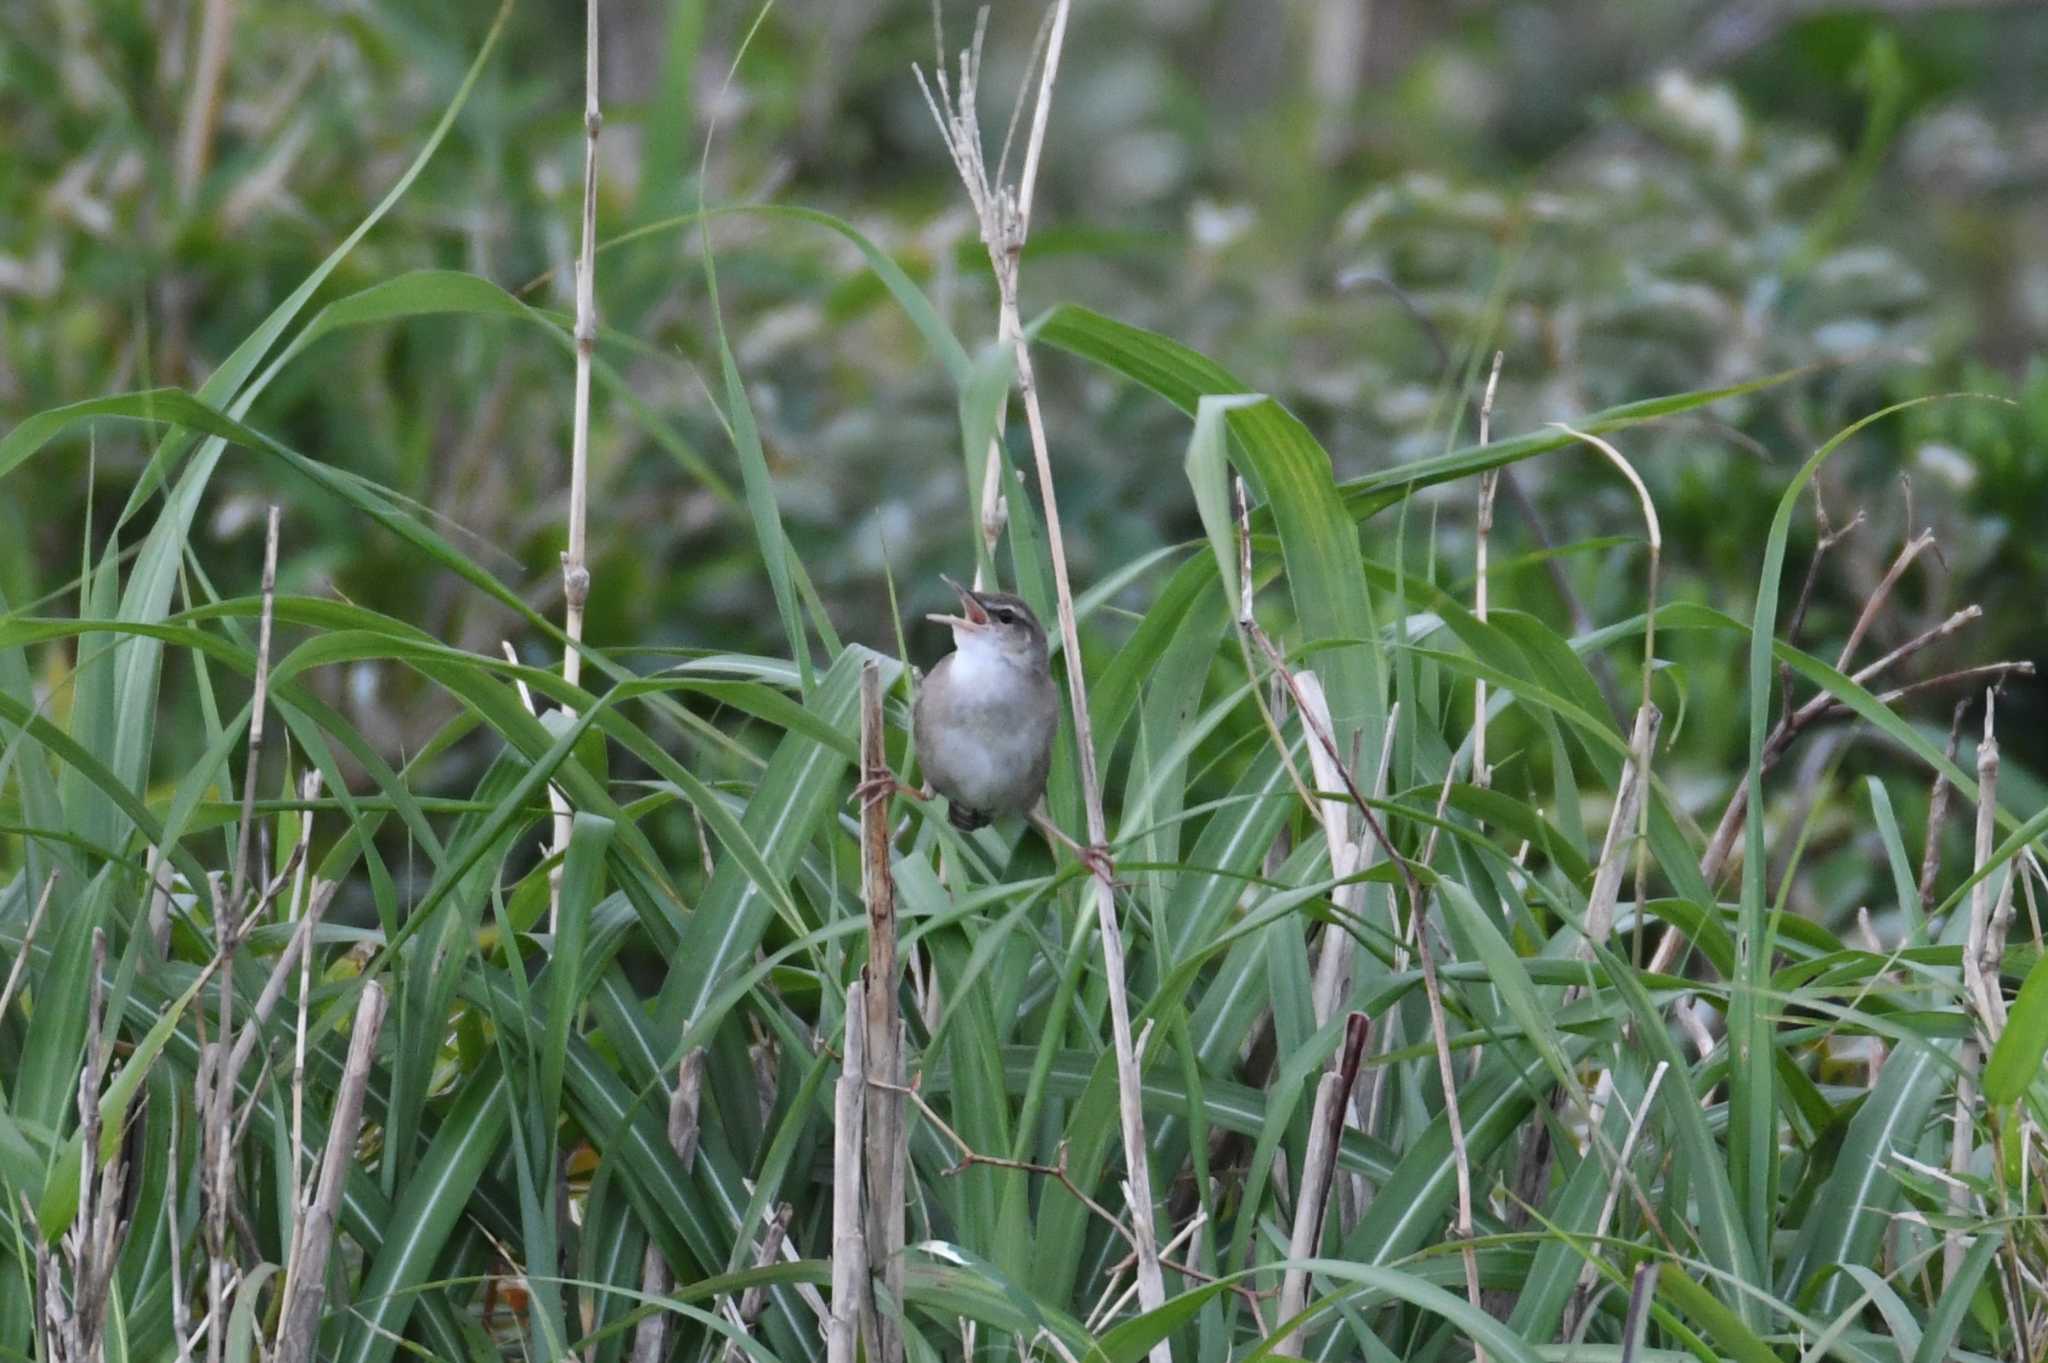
947,802 -> 990,833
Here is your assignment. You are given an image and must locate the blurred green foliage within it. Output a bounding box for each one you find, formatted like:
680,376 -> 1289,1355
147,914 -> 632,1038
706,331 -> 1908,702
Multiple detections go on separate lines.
3,0 -> 2044,914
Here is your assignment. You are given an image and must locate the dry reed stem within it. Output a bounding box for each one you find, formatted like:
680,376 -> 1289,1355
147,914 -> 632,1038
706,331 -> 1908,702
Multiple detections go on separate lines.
0,871 -> 58,1023
553,0 -> 601,933
634,1048 -> 705,1363
286,773 -> 322,1204
168,1100 -> 192,1363
860,662 -> 906,1363
1583,705 -> 1664,956
1945,1042 -> 1978,1286
1562,1061 -> 1669,1338
277,980 -> 387,1363
1254,632 -> 1485,1347
203,838 -> 302,1363
277,871 -> 340,1327
229,505 -> 280,910
1275,1013 -> 1368,1354
1299,672 -> 1363,1029
1474,351 -> 1504,790
53,929 -> 121,1360
1965,694 -> 2008,1038
1550,424 -> 1661,961
225,867 -> 329,1121
723,1204 -> 795,1362
1921,698 -> 1971,911
917,8 -> 1170,1345
174,0 -> 236,202
828,981 -> 869,1363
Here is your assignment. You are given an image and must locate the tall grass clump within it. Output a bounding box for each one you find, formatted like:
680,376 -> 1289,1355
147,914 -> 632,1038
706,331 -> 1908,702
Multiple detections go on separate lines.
2,5 -> 2045,1363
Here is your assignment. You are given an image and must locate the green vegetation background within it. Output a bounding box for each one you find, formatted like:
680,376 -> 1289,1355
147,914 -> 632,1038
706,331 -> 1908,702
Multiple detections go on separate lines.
4,1 -> 2048,1356
7,2 -> 2044,830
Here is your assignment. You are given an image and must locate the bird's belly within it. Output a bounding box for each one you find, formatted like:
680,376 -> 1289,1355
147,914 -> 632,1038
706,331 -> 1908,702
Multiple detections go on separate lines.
921,705 -> 1051,816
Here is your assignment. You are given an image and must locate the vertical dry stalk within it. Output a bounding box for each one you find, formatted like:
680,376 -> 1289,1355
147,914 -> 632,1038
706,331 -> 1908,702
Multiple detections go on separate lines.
1302,676 -> 1398,1230
859,662 -> 906,1363
174,0 -> 237,202
1562,1062 -> 1669,1338
1550,425 -> 1661,953
1919,699 -> 1971,912
146,846 -> 174,958
168,1102 -> 193,1363
1582,705 -> 1664,957
1275,1013 -> 1368,1354
229,505 -> 281,910
722,1205 -> 794,1363
287,773 -> 323,1208
918,8 -> 1171,1345
274,875 -> 340,1334
633,1048 -> 706,1363
55,930 -> 123,1361
553,0 -> 602,930
1964,694 -> 2008,1038
1473,352 -> 1504,791
1299,672 -> 1363,1029
1259,636 -> 1484,1338
828,982 -> 869,1363
1945,1043 -> 1977,1284
277,980 -> 387,1363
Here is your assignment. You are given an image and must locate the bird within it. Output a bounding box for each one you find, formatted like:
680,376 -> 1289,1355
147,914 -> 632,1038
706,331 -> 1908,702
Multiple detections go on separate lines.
912,575 -> 1060,832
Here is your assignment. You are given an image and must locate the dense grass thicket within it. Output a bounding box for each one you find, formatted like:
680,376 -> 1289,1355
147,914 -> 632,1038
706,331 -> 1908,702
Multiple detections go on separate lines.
3,2 -> 2046,1361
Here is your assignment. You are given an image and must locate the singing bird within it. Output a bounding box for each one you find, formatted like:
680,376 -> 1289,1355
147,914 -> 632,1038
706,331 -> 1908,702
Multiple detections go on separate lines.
913,575 -> 1060,832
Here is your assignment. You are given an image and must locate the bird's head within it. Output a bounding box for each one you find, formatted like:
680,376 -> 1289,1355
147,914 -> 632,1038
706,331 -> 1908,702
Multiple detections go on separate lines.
931,574 -> 1048,670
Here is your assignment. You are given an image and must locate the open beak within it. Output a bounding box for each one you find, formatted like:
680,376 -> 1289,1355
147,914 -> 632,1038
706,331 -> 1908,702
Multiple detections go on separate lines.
928,573 -> 990,631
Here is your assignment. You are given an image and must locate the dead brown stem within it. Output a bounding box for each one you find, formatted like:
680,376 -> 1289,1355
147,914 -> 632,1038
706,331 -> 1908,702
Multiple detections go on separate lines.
276,980 -> 387,1363
860,662 -> 906,1363
827,982 -> 868,1363
1919,697 -> 1972,913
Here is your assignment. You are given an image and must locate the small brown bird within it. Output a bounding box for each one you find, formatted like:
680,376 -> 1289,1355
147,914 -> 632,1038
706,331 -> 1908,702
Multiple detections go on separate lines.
912,575 -> 1059,832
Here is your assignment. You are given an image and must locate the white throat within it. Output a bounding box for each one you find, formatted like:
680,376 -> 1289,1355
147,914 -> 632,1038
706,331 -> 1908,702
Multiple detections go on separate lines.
947,627 -> 1023,694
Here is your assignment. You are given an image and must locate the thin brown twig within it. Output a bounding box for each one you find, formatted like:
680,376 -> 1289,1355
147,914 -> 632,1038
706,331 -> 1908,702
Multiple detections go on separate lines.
0,872 -> 58,1023
887,1075 -> 1134,1245
1779,498 -> 1865,729
1669,601 -> 1987,977
1812,661 -> 2034,722
1920,697 -> 1973,913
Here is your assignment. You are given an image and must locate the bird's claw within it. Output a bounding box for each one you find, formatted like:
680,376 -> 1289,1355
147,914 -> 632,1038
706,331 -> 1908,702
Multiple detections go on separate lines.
851,775 -> 921,810
1077,843 -> 1120,890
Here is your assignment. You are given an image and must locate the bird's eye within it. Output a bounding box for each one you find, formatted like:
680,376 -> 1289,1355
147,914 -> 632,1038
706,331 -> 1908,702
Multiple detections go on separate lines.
992,608 -> 1015,624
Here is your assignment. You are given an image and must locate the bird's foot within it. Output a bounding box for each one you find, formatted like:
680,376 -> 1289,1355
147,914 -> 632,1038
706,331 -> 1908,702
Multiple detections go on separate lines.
1077,843 -> 1118,889
1031,809 -> 1121,890
851,775 -> 925,811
